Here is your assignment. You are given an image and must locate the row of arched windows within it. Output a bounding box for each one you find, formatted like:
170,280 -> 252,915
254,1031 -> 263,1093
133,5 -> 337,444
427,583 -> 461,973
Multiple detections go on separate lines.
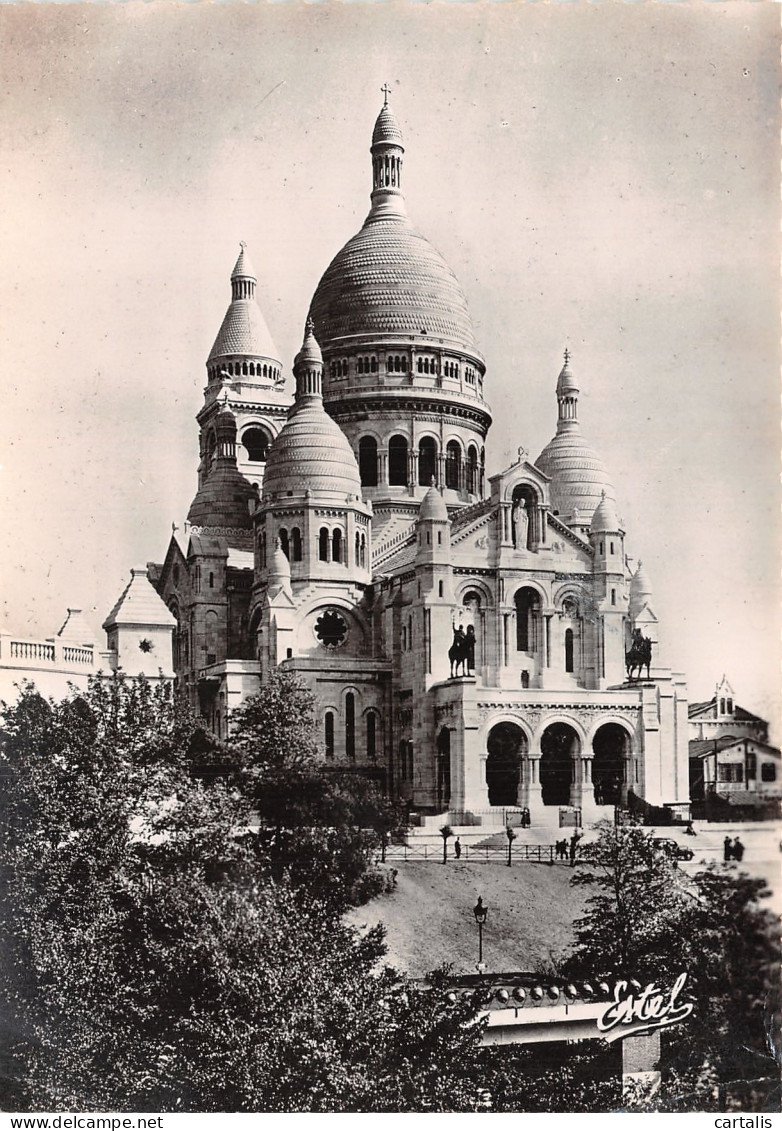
326,353 -> 483,386
357,434 -> 484,492
324,699 -> 379,761
260,526 -> 367,569
208,361 -> 280,382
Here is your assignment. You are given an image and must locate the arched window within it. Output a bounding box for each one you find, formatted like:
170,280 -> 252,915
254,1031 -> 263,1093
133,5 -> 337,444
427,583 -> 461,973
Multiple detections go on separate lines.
358,436 -> 378,487
388,435 -> 408,486
345,693 -> 355,761
467,445 -> 478,494
366,712 -> 377,760
565,628 -> 574,673
279,528 -> 289,559
355,530 -> 360,565
319,527 -> 329,562
418,437 -> 437,486
242,427 -> 271,463
515,587 -> 539,652
445,439 -> 461,490
291,527 -> 302,562
324,712 -> 334,759
332,528 -> 342,563
208,571 -> 215,589
360,534 -> 366,567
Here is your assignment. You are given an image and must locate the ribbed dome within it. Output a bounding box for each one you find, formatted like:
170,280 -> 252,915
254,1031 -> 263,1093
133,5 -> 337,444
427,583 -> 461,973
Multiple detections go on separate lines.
535,429 -> 616,520
418,483 -> 449,523
309,216 -> 480,357
262,400 -> 362,502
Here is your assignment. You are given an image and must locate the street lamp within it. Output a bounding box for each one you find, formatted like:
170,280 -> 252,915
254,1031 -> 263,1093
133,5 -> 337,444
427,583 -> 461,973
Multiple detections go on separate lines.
473,896 -> 488,973
506,824 -> 516,867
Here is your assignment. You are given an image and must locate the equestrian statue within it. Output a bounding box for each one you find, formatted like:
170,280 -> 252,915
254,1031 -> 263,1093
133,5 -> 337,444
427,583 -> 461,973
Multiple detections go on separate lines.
625,628 -> 652,682
449,624 -> 475,678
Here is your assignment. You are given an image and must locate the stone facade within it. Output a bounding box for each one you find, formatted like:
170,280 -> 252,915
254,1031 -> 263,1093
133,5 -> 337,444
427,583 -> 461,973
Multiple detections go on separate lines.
128,96 -> 690,823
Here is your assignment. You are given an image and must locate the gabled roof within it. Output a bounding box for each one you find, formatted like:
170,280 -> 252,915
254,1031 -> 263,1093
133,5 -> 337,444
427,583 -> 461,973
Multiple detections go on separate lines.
688,696 -> 767,726
689,735 -> 781,760
103,568 -> 177,631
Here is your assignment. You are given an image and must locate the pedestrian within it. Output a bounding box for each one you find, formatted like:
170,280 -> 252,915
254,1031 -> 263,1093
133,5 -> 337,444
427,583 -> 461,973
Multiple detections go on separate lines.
723,836 -> 732,862
685,821 -> 696,836
569,830 -> 582,866
454,836 -> 462,860
733,837 -> 744,862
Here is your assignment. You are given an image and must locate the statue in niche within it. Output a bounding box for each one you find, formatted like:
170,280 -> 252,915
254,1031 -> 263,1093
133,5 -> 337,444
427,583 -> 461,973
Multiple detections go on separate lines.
512,497 -> 529,549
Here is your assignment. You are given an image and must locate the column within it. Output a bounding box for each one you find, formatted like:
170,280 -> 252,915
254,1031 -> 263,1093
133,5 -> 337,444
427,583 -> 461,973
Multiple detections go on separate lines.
526,753 -> 543,813
502,613 -> 510,668
543,615 -> 552,668
581,755 -> 599,819
379,449 -> 388,486
437,453 -> 446,487
569,742 -> 583,810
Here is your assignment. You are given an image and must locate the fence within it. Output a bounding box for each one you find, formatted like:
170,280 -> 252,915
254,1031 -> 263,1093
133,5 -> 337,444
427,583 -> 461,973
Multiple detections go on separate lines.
381,842 -> 573,864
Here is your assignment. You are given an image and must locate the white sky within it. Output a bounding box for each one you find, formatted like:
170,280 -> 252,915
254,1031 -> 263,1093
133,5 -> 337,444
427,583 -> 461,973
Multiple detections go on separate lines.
0,3 -> 779,734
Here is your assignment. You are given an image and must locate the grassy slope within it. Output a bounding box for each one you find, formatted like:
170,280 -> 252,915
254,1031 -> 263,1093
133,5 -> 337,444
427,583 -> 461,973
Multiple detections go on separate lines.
346,861 -> 588,978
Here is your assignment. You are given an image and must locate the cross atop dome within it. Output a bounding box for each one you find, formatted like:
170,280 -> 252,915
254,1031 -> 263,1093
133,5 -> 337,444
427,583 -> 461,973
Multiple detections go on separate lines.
563,347 -> 571,364
381,82 -> 391,107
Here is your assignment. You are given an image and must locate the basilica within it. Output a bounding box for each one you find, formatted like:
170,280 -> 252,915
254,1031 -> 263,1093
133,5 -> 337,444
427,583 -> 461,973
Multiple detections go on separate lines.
108,96 -> 690,824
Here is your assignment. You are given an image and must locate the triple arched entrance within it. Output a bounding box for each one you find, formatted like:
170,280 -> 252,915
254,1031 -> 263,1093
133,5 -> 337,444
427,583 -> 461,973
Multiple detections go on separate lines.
484,719 -> 633,809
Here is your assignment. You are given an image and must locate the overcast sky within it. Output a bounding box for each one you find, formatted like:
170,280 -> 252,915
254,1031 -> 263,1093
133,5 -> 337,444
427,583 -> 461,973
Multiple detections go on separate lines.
0,3 -> 779,733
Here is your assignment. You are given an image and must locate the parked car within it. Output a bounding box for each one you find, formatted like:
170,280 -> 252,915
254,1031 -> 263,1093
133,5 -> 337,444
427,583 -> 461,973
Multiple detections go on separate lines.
652,837 -> 694,862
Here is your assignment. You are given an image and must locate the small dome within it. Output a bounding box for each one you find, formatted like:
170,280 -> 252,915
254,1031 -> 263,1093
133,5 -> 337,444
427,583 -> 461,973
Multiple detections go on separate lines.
294,318 -> 323,369
591,490 -> 620,533
535,430 -> 616,520
372,104 -> 404,147
268,538 -> 291,582
557,355 -> 579,396
262,402 -> 362,502
418,483 -> 448,523
630,561 -> 652,600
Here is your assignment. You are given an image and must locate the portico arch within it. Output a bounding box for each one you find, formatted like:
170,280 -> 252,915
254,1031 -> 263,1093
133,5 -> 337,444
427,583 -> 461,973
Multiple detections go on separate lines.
486,722 -> 528,806
592,722 -> 632,806
540,722 -> 580,806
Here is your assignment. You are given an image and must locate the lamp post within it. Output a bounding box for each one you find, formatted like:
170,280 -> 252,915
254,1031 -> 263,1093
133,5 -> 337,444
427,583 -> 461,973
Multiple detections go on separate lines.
473,896 -> 488,973
506,824 -> 516,867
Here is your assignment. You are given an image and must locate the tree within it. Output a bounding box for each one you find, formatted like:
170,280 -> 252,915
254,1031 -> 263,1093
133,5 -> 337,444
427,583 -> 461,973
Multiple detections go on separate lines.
563,821 -> 781,1108
226,671 -> 406,910
0,676 -> 487,1112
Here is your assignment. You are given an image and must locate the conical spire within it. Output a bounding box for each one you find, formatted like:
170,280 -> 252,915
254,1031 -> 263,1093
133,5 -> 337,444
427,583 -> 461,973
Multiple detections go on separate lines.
368,86 -> 406,222
207,243 -> 281,381
292,318 -> 323,403
230,241 -> 257,301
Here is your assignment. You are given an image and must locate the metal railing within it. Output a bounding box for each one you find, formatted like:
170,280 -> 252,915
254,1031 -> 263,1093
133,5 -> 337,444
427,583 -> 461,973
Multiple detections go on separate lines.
381,842 -> 573,864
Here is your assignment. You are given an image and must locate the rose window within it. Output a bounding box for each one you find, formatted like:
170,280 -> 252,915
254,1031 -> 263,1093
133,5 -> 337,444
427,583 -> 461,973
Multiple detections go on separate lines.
314,609 -> 348,649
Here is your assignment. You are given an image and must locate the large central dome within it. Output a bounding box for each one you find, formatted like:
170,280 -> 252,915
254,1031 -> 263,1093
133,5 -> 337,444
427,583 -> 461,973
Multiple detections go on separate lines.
308,99 -> 482,364
309,216 -> 480,353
